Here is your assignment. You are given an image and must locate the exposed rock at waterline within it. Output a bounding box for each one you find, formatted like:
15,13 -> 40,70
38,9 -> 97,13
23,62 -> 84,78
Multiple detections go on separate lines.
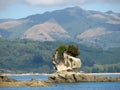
0,75 -> 51,87
49,71 -> 120,83
0,75 -> 17,82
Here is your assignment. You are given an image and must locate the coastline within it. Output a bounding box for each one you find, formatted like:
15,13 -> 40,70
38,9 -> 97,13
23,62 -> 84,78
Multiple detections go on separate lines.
1,72 -> 120,76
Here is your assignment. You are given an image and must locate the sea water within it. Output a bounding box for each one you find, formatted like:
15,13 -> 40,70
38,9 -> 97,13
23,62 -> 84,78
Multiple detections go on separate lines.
0,74 -> 120,90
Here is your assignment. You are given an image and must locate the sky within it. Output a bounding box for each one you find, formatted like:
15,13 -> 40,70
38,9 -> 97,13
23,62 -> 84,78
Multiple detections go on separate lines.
0,0 -> 120,19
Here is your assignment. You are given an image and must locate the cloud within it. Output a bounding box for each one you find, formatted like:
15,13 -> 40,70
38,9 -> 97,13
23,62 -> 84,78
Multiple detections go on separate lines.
0,0 -> 119,9
25,0 -> 86,6
85,0 -> 120,4
25,0 -> 120,6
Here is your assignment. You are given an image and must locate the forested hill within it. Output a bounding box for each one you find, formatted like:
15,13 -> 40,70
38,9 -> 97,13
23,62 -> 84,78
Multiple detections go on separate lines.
0,6 -> 120,48
0,39 -> 120,73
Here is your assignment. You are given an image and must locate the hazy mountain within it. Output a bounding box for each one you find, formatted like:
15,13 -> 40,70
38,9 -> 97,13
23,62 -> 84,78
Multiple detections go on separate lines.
22,19 -> 70,41
0,6 -> 120,48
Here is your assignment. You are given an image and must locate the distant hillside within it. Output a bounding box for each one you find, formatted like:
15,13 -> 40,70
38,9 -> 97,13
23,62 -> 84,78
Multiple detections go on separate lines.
0,39 -> 120,73
0,6 -> 120,48
22,19 -> 70,41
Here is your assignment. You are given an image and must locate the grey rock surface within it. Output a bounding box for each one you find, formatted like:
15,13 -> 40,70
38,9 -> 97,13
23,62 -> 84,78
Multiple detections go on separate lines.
49,71 -> 120,83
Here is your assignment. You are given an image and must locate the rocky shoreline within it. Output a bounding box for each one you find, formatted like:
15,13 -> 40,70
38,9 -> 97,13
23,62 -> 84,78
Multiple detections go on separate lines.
0,72 -> 120,87
0,75 -> 51,87
49,71 -> 120,83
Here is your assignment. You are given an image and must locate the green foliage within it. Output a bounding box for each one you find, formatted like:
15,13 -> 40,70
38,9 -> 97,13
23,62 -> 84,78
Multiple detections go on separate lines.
0,39 -> 60,73
80,63 -> 120,73
57,44 -> 67,56
57,44 -> 80,57
0,39 -> 120,73
81,63 -> 120,73
66,45 -> 80,57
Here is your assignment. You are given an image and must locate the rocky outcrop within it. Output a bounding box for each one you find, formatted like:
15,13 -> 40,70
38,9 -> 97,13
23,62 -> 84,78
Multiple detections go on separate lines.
49,71 -> 120,83
0,80 -> 51,87
0,75 -> 17,82
50,47 -> 120,83
52,50 -> 82,72
0,75 -> 51,87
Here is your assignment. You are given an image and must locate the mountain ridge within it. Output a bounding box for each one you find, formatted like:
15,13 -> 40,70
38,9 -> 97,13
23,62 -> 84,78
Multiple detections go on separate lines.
0,6 -> 120,48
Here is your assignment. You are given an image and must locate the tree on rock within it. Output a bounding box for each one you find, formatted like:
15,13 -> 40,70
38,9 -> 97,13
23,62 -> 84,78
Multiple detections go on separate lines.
66,45 -> 80,57
52,44 -> 81,72
57,44 -> 67,56
57,44 -> 80,57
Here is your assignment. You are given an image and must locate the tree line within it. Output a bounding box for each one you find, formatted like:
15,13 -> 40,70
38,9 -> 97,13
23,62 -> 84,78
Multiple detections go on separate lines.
0,39 -> 120,73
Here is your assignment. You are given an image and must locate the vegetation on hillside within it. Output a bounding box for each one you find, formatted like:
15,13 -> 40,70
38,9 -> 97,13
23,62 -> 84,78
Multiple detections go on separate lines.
1,7 -> 120,49
0,39 -> 120,73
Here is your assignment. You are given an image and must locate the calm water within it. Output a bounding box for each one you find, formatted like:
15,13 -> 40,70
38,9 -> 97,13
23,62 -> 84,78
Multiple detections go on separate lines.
0,74 -> 120,90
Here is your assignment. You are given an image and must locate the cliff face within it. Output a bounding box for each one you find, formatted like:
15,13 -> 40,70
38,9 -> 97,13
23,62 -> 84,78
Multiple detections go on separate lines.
52,50 -> 82,72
